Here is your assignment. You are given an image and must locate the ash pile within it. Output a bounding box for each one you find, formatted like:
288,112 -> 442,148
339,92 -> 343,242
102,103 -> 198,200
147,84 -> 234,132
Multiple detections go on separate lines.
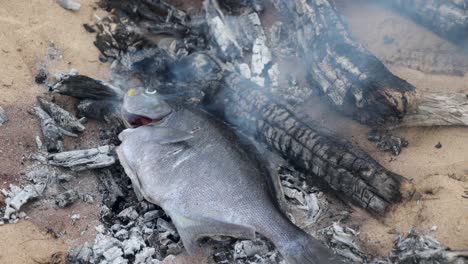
1,0 -> 467,264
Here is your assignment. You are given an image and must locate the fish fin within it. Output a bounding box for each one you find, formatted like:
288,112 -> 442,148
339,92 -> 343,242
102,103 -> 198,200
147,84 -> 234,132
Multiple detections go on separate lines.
148,127 -> 194,145
170,214 -> 256,255
278,232 -> 345,264
118,128 -> 136,142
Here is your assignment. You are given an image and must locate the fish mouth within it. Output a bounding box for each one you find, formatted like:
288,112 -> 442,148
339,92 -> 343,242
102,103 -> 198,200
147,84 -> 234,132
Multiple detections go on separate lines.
122,109 -> 171,128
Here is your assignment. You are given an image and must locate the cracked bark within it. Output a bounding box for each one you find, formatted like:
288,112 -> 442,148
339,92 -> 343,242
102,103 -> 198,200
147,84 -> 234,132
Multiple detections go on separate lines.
206,73 -> 414,214
395,92 -> 468,128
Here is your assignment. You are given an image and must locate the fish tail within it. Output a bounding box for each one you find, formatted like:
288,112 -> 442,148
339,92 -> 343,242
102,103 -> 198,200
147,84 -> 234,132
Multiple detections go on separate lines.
277,231 -> 344,264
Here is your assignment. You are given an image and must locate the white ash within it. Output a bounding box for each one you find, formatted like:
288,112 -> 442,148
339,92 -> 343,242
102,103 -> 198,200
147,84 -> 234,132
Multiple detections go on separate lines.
2,184 -> 44,221
56,189 -> 79,208
269,22 -> 298,58
69,203 -> 181,264
0,106 -> 8,125
233,239 -> 269,259
205,0 -> 243,60
321,223 -> 365,263
211,235 -> 285,264
117,206 -> 140,221
122,234 -> 146,256
71,213 -> 81,221
225,12 -> 266,51
135,247 -> 159,264
47,145 -> 116,171
387,229 -> 468,264
57,0 -> 81,11
54,68 -> 80,82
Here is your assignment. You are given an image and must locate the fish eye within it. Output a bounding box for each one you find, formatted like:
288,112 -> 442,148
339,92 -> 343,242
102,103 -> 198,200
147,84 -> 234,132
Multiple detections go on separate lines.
145,88 -> 158,95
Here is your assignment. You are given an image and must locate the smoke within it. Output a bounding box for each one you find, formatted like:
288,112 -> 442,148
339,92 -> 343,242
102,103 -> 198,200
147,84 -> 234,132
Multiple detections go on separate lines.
377,0 -> 468,49
102,0 -> 468,127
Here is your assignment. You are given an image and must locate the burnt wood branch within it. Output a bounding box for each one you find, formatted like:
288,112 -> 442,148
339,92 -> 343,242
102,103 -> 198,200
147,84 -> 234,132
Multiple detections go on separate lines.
32,107 -> 64,152
51,75 -> 124,100
102,0 -> 202,40
206,73 -> 414,214
37,97 -> 85,133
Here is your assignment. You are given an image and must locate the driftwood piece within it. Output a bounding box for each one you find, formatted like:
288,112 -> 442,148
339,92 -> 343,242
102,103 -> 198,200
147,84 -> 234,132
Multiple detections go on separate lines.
396,92 -> 468,128
32,107 -> 64,152
47,145 -> 116,171
385,0 -> 468,46
37,97 -> 85,133
207,72 -> 414,214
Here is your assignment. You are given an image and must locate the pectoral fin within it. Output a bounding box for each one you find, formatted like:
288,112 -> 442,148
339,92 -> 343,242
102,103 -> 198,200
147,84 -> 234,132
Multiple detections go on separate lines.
148,127 -> 194,145
170,213 -> 256,255
118,126 -> 193,145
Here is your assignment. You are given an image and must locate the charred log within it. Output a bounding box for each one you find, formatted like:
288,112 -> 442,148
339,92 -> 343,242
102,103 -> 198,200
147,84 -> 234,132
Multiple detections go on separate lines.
384,0 -> 468,46
206,72 -> 414,214
271,0 -> 415,126
37,97 -> 85,133
51,75 -> 124,100
94,15 -> 150,60
101,0 -> 208,54
32,107 -> 64,153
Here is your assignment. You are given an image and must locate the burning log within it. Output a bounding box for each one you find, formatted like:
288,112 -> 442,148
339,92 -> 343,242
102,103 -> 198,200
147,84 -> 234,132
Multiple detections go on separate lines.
271,0 -> 414,126
384,0 -> 468,46
207,72 -> 414,214
271,0 -> 468,128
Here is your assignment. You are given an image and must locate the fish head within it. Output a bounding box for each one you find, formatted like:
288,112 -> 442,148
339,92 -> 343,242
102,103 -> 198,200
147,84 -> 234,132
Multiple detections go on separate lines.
122,87 -> 173,127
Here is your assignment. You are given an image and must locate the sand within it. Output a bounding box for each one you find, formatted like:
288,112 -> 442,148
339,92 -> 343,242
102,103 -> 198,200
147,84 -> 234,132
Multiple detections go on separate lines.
0,0 -> 109,263
333,0 -> 468,255
0,0 -> 466,263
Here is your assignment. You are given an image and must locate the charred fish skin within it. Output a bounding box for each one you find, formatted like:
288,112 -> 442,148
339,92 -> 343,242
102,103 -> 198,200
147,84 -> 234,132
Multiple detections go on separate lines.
117,96 -> 343,263
205,73 -> 410,215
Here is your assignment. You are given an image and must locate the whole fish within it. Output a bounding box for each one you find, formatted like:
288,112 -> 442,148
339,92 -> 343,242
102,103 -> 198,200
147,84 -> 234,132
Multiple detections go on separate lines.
117,88 -> 343,264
